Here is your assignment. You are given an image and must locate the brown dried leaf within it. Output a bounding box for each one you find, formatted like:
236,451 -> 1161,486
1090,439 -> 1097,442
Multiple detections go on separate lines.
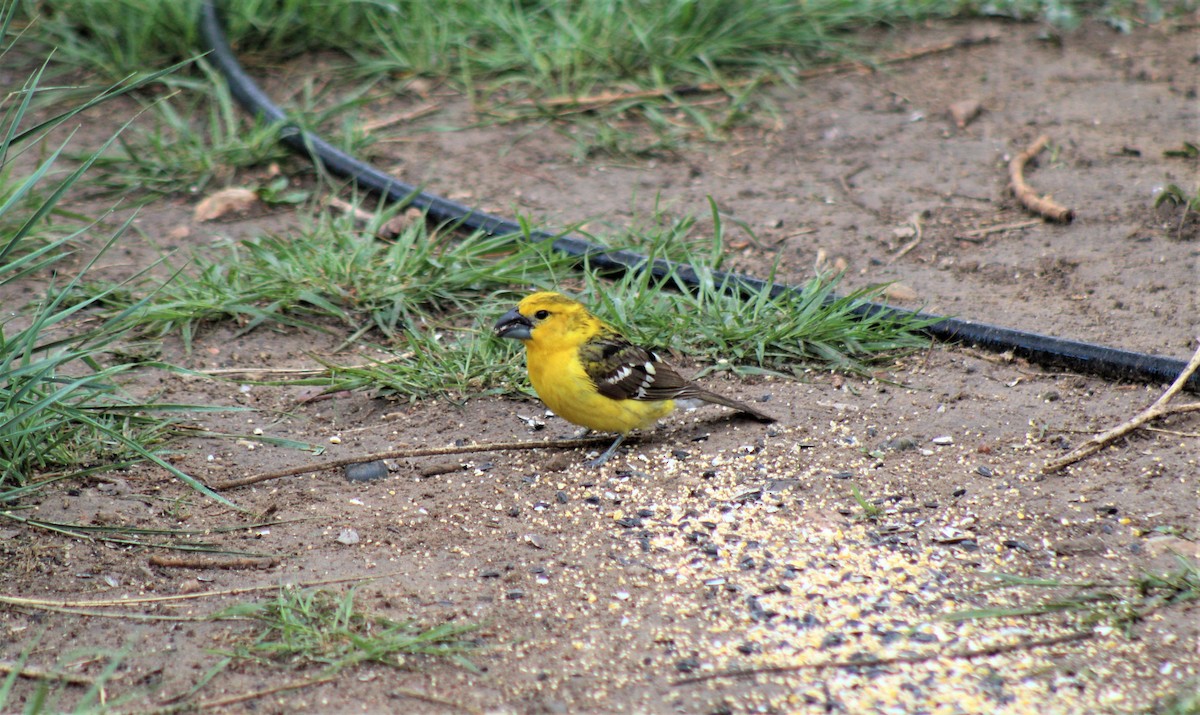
193,187 -> 259,222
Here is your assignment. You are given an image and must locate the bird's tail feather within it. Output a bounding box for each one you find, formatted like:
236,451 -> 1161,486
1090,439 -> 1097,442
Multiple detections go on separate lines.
681,389 -> 776,423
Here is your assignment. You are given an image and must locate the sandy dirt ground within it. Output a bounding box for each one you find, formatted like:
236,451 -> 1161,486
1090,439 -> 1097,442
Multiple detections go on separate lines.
2,17 -> 1197,715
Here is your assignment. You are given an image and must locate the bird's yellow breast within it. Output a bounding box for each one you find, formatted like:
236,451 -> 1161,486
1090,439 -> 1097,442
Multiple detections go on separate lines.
525,340 -> 673,434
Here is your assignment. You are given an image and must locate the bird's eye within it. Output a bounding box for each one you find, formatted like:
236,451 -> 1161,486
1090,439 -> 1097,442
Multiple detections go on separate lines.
534,310 -> 550,320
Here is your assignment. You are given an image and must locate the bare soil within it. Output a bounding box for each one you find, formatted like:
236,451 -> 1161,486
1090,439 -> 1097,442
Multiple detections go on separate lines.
2,18 -> 1198,715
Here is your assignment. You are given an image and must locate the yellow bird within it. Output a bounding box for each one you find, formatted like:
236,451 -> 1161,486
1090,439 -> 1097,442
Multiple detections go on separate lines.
494,291 -> 775,466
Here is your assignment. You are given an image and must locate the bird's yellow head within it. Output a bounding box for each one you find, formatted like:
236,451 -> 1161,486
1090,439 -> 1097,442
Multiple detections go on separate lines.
493,291 -> 594,348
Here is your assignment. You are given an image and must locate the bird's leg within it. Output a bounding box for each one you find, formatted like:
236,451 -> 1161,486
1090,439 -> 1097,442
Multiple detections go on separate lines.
586,434 -> 625,467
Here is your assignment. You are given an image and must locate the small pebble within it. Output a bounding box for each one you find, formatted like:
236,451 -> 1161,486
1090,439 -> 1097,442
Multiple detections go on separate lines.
879,436 -> 919,452
344,461 -> 389,482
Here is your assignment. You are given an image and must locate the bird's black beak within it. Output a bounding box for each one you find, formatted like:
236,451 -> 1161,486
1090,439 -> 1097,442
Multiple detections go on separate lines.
494,308 -> 533,341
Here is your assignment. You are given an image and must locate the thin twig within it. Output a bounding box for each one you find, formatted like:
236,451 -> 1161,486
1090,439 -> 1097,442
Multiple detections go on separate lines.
360,103 -> 440,132
391,686 -> 482,714
797,34 -> 998,80
836,162 -> 873,213
0,572 -> 383,610
198,353 -> 411,379
888,212 -> 924,263
1009,135 -> 1075,223
1144,426 -> 1200,439
673,630 -> 1091,685
1043,340 -> 1200,473
148,555 -> 279,570
137,674 -> 337,715
955,219 -> 1043,242
207,437 -> 613,490
0,661 -> 95,687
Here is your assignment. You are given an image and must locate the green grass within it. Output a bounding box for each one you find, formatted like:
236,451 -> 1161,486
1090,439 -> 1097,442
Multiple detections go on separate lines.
946,555 -> 1200,636
0,10 -> 238,506
8,0 -> 959,506
849,483 -> 885,519
23,0 -> 1196,170
945,556 -> 1200,712
0,634 -> 131,715
573,204 -> 937,374
73,196 -> 933,402
1153,680 -> 1200,715
75,203 -> 575,347
217,587 -> 477,672
26,0 -> 1194,88
84,61 -> 390,196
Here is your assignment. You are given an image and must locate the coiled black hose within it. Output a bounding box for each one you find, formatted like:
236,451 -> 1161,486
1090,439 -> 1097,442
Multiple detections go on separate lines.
198,1 -> 1197,392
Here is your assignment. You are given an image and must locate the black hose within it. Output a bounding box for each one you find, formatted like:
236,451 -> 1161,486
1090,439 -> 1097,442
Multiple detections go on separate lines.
198,1 -> 1197,392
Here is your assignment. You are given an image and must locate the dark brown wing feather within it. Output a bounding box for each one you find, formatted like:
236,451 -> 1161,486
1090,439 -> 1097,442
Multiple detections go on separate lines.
579,329 -> 775,423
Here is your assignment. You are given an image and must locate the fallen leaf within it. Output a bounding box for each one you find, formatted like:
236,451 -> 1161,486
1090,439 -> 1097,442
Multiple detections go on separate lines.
379,207 -> 424,240
193,187 -> 259,222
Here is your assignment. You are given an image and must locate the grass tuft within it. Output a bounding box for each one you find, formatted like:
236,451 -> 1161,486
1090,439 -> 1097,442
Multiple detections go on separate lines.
217,587 -> 478,673
946,555 -> 1200,636
574,202 -> 936,375
76,204 -> 575,349
1,13 -> 234,506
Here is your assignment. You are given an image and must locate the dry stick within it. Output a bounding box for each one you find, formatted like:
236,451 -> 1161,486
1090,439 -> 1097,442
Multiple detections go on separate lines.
143,676 -> 475,715
1009,135 -> 1075,223
0,661 -> 95,687
207,437 -> 612,490
1043,340 -> 1200,473
199,352 -> 411,379
888,212 -> 924,264
0,572 -> 383,610
391,687 -> 482,715
674,630 -> 1091,686
359,103 -> 440,132
148,554 -> 279,570
521,34 -> 996,110
955,219 -> 1043,242
138,674 -> 337,715
1,604 -> 211,621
